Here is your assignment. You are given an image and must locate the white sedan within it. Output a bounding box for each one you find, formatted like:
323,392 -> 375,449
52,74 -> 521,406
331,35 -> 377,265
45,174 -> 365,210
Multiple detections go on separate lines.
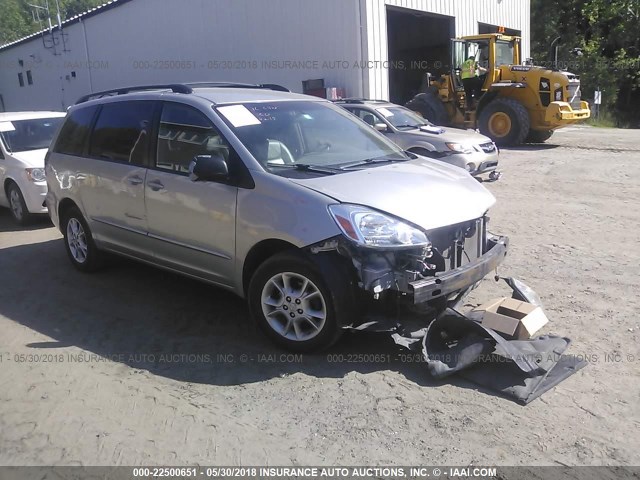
0,111 -> 66,224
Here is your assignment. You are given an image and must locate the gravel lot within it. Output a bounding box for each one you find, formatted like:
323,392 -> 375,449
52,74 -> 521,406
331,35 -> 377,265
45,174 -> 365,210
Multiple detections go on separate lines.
0,125 -> 638,467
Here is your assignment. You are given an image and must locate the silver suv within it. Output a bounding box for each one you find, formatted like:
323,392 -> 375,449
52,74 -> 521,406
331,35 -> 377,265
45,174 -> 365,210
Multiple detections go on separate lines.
336,99 -> 500,179
46,83 -> 508,352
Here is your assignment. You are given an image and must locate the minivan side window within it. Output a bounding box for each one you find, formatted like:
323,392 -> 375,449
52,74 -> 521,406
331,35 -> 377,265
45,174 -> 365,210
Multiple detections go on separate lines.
156,103 -> 230,174
53,106 -> 98,156
89,101 -> 155,164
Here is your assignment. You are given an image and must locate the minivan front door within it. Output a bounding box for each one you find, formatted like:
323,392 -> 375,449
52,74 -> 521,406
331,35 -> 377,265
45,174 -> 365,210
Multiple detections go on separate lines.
144,102 -> 237,286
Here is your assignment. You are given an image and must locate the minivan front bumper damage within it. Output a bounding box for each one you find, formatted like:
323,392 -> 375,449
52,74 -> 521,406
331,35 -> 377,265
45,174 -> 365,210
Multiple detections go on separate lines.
410,235 -> 508,303
309,228 -> 509,309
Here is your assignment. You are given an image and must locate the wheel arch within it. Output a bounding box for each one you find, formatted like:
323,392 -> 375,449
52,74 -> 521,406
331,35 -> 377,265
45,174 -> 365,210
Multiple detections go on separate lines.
242,238 -> 299,296
58,198 -> 81,224
408,143 -> 437,154
3,176 -> 20,197
476,90 -> 500,118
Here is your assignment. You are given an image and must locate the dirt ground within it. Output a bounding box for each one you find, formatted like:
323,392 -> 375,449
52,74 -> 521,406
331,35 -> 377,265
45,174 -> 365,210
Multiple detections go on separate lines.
0,125 -> 638,467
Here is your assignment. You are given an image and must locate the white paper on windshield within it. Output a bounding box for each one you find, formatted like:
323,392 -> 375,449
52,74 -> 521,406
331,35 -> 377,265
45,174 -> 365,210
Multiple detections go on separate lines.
419,125 -> 445,134
377,108 -> 394,117
218,105 -> 261,128
0,121 -> 16,132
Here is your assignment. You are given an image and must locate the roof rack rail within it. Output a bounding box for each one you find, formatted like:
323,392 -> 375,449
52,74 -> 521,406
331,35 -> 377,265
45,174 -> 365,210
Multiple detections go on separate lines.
75,82 -> 291,104
75,84 -> 192,104
184,82 -> 290,92
334,98 -> 388,104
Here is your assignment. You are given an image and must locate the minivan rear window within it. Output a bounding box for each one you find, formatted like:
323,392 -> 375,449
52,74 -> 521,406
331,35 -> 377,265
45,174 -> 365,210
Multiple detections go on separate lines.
89,101 -> 155,164
53,106 -> 98,156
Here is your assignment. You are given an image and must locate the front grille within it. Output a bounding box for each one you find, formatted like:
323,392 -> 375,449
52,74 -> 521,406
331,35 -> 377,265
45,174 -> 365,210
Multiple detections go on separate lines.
428,217 -> 487,272
567,83 -> 582,109
479,142 -> 496,153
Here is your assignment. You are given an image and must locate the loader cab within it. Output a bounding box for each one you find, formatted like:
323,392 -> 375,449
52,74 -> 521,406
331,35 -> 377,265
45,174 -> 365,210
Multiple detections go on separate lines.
451,34 -> 521,93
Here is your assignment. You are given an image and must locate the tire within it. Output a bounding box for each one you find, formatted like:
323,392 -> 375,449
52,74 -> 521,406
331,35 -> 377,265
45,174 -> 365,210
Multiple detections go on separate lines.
405,93 -> 449,126
526,129 -> 554,143
478,97 -> 530,146
6,182 -> 32,225
248,251 -> 352,352
61,206 -> 104,272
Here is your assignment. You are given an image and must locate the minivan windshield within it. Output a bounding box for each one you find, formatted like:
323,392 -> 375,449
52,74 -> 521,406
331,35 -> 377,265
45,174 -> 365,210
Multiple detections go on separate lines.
216,101 -> 408,176
0,117 -> 64,153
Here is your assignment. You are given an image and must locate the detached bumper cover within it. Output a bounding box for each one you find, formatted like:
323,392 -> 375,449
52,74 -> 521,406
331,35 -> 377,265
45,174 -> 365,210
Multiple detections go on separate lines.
409,235 -> 509,304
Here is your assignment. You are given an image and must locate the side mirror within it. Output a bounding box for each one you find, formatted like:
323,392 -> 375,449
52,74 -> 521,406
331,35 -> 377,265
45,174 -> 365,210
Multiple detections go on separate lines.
374,123 -> 388,132
189,154 -> 229,182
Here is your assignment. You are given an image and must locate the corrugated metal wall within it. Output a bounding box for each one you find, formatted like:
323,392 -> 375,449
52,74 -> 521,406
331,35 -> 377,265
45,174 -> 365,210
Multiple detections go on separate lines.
0,0 -> 530,110
361,0 -> 531,99
0,0 -> 365,110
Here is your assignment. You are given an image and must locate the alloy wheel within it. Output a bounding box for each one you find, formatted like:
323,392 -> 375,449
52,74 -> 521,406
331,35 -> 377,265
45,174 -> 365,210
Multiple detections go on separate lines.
260,272 -> 327,341
66,218 -> 88,263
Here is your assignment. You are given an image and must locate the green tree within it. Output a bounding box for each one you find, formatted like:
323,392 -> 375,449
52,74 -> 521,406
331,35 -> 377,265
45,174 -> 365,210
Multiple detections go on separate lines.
60,0 -> 105,18
581,0 -> 640,125
532,0 -> 640,126
0,0 -> 32,45
0,0 -> 104,46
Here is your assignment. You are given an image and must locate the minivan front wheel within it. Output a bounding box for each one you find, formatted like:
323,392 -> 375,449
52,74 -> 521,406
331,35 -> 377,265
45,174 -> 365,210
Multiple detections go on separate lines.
62,207 -> 104,272
7,182 -> 31,225
248,252 -> 344,352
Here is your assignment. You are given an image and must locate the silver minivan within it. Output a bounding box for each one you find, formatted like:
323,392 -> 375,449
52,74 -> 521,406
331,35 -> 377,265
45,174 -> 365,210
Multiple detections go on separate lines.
46,83 -> 508,352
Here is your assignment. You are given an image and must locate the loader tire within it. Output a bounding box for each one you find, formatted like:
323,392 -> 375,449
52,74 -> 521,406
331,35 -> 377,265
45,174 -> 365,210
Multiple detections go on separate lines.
405,92 -> 449,126
526,129 -> 554,143
479,98 -> 530,146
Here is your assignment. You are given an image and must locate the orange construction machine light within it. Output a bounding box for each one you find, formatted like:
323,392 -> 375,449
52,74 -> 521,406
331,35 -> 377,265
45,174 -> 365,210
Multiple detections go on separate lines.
497,26 -> 506,33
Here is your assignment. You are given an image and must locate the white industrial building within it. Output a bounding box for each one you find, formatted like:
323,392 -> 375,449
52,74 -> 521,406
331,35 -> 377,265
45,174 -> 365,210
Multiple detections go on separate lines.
0,0 -> 530,112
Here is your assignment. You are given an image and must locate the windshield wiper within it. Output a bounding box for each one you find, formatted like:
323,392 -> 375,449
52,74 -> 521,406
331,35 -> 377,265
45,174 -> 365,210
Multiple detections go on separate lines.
267,163 -> 338,175
394,124 -> 427,129
335,156 -> 410,170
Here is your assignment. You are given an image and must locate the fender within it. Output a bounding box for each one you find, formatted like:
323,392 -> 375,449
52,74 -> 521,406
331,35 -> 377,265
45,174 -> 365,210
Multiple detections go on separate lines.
409,141 -> 438,153
477,90 -> 500,117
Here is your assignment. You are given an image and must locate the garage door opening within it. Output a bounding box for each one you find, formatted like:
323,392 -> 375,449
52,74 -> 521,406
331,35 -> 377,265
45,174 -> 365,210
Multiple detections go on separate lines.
386,6 -> 454,105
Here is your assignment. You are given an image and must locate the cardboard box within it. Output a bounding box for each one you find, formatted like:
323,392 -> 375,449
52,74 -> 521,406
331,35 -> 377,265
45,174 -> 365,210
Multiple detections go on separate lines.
472,297 -> 549,339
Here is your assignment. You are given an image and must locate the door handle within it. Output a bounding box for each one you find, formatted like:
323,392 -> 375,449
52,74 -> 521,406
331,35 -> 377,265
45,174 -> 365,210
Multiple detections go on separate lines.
147,179 -> 165,191
127,175 -> 143,185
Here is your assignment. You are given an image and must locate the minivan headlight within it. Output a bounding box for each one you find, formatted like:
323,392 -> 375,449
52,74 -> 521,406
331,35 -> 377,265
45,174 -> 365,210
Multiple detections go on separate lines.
25,168 -> 46,182
446,142 -> 475,154
329,204 -> 430,249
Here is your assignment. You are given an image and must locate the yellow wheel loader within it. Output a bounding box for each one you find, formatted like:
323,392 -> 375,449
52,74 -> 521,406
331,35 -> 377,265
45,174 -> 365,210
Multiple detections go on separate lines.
405,33 -> 591,146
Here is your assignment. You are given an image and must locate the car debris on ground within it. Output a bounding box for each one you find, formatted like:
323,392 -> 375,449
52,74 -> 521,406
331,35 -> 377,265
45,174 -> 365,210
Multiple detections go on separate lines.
385,277 -> 587,404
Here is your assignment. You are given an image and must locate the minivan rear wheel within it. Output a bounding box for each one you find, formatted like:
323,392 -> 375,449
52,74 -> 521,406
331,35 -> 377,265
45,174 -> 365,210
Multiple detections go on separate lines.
62,206 -> 104,272
248,251 -> 344,352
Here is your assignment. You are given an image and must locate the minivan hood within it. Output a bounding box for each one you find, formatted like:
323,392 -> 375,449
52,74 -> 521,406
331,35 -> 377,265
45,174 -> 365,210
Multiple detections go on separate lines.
9,148 -> 48,168
290,158 -> 496,231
